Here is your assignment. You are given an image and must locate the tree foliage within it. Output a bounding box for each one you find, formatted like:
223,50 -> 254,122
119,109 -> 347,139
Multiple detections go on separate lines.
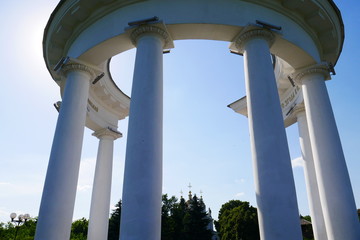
0,193 -> 215,240
161,194 -> 178,240
215,200 -> 260,240
105,195 -> 213,240
300,215 -> 314,240
70,218 -> 88,240
182,195 -> 212,240
108,199 -> 121,240
0,219 -> 37,240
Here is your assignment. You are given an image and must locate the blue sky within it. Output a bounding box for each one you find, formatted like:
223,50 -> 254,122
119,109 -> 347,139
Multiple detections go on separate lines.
0,0 -> 359,224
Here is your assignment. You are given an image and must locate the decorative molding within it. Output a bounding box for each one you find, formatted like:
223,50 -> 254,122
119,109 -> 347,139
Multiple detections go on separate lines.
292,104 -> 306,117
280,85 -> 301,110
292,63 -> 331,85
234,28 -> 275,52
92,127 -> 122,140
130,24 -> 171,48
61,62 -> 96,78
58,58 -> 104,84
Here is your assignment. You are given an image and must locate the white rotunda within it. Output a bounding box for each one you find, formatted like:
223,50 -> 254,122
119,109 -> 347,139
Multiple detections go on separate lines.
36,0 -> 360,240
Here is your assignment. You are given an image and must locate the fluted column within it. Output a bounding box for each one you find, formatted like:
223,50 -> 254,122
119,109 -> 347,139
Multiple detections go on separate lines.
87,128 -> 122,240
120,24 -> 171,240
293,64 -> 360,240
35,62 -> 95,240
234,28 -> 302,240
295,106 -> 328,240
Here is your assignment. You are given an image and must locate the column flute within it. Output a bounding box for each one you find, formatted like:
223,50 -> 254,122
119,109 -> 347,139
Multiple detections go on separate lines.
120,23 -> 172,240
35,60 -> 99,240
293,64 -> 360,240
233,27 -> 302,240
295,106 -> 328,240
87,128 -> 122,240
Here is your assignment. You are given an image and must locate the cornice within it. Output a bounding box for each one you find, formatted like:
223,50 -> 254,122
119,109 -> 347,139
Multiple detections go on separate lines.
43,0 -> 146,72
62,0 -> 145,63
241,0 -> 344,65
44,0 -> 344,73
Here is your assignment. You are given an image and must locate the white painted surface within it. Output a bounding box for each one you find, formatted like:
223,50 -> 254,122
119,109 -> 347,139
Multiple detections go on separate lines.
120,32 -> 164,240
87,129 -> 120,240
297,110 -> 328,240
241,32 -> 302,240
35,68 -> 91,240
301,71 -> 360,240
68,0 -> 320,68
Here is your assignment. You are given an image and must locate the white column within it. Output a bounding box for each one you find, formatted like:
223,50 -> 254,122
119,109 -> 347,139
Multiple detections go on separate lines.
87,128 -> 122,240
35,62 -> 95,240
295,106 -> 328,240
234,28 -> 302,240
120,24 -> 170,240
294,64 -> 360,240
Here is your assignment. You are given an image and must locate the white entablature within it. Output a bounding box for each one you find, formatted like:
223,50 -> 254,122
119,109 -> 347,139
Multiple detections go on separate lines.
43,0 -> 343,131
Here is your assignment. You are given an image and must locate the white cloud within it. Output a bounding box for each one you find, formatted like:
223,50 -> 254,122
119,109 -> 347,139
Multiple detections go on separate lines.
235,192 -> 245,197
235,178 -> 245,184
291,157 -> 304,168
76,158 -> 96,193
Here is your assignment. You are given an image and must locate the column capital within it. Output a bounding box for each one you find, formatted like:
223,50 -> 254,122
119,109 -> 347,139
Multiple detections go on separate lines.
292,63 -> 331,85
233,27 -> 275,53
62,62 -> 96,78
129,22 -> 173,49
57,58 -> 104,83
92,127 -> 122,140
292,104 -> 306,118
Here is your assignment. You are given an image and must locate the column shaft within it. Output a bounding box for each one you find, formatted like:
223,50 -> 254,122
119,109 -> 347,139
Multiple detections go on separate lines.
301,72 -> 360,240
297,110 -> 328,240
120,32 -> 164,240
87,129 -> 120,240
239,29 -> 302,240
35,67 -> 91,240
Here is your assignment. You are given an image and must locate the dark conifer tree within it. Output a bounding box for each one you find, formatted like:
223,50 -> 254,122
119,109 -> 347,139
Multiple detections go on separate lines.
183,195 -> 212,240
108,200 -> 121,240
171,196 -> 187,240
161,194 -> 177,240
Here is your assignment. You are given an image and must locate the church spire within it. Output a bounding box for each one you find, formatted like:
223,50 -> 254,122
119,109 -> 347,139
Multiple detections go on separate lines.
188,183 -> 192,200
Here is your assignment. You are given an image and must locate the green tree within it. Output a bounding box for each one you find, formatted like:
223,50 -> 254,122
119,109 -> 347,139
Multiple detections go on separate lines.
215,200 -> 245,232
0,222 -> 17,240
183,195 -> 212,240
108,200 -> 121,240
0,219 -> 37,240
300,215 -> 314,240
161,194 -> 178,240
160,193 -> 213,240
70,218 -> 88,240
171,197 -> 187,240
216,200 -> 259,240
